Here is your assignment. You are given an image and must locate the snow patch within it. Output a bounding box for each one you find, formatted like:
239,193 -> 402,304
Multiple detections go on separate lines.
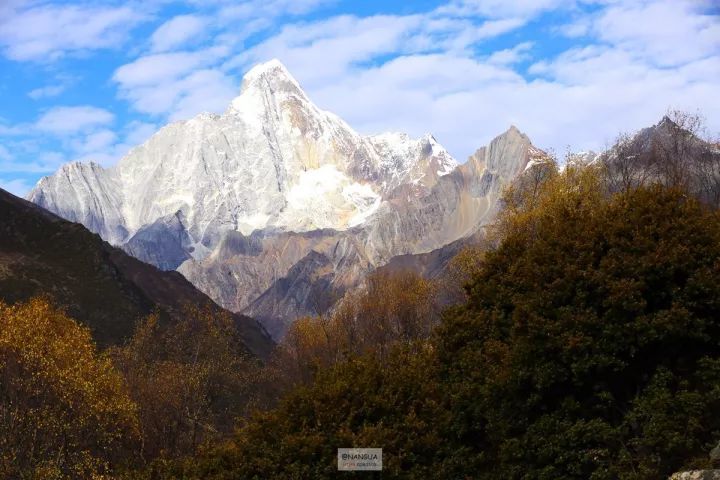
236,212 -> 271,235
279,165 -> 381,230
344,182 -> 382,227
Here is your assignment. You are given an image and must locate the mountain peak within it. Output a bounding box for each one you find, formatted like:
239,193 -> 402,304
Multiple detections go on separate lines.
657,115 -> 680,131
505,125 -> 524,137
239,58 -> 306,98
245,58 -> 290,78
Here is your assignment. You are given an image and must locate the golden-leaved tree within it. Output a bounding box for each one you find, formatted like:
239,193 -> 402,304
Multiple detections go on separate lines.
265,270 -> 440,393
0,297 -> 139,479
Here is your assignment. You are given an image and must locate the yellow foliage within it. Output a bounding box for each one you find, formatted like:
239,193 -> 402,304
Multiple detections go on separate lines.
268,270 -> 440,390
0,297 -> 139,479
495,163 -> 605,246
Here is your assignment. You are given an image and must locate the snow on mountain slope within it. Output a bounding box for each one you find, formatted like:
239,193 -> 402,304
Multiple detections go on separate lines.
29,59 -> 456,252
31,161 -> 127,243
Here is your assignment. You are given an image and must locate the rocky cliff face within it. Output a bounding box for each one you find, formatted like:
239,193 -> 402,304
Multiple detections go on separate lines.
178,124 -> 541,338
28,59 -> 545,339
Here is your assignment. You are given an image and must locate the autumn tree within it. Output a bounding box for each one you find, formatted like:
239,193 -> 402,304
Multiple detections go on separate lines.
0,297 -> 139,479
141,169 -> 720,479
110,305 -> 259,461
265,270 -> 440,393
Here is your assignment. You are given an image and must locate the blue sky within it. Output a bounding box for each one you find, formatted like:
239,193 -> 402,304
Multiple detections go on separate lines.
0,0 -> 718,197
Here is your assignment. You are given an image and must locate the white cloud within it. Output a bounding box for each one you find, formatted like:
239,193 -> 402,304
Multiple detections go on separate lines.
594,0 -> 720,66
0,148 -> 67,174
226,14 -> 423,79
112,46 -> 237,118
28,74 -> 76,99
0,122 -> 24,136
473,18 -> 527,39
0,144 -> 11,161
226,12 -> 525,91
71,129 -> 118,154
150,14 -> 208,53
216,0 -> 334,20
123,69 -> 235,119
558,16 -> 592,38
35,106 -> 114,134
113,46 -> 229,87
124,121 -> 158,146
167,69 -> 237,120
487,42 -> 534,65
0,3 -> 147,61
111,0 -> 529,125
0,178 -> 32,197
28,84 -> 65,99
438,0 -> 575,19
101,121 -> 160,163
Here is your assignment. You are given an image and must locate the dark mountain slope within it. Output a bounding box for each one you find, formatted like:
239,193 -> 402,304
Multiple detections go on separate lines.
0,188 -> 273,358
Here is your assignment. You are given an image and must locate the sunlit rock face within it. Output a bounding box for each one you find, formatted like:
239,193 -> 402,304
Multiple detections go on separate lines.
29,59 -> 542,339
29,60 -> 457,250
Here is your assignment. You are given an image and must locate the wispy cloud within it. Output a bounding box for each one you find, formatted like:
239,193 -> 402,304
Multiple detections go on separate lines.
0,2 -> 148,61
226,11 -> 527,91
28,84 -> 66,99
150,14 -> 208,53
35,106 -> 114,134
113,46 -> 234,117
593,0 -> 720,66
438,0 -> 575,19
214,0 -> 335,20
28,75 -> 76,100
0,177 -> 32,196
487,42 -> 534,65
113,46 -> 229,88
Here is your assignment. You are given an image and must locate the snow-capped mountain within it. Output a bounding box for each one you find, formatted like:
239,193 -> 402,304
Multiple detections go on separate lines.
30,59 -> 456,251
29,59 -> 544,339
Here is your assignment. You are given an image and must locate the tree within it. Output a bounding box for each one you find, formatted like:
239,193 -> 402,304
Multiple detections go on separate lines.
156,343 -> 453,480
0,297 -> 139,479
110,305 -> 259,461
264,270 -> 441,394
438,169 -> 720,479
124,144 -> 720,480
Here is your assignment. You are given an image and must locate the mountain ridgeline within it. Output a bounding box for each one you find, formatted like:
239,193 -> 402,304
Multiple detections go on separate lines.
28,59 -> 547,339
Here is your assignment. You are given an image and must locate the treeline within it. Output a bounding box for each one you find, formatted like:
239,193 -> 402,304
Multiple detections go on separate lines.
2,113 -> 720,479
